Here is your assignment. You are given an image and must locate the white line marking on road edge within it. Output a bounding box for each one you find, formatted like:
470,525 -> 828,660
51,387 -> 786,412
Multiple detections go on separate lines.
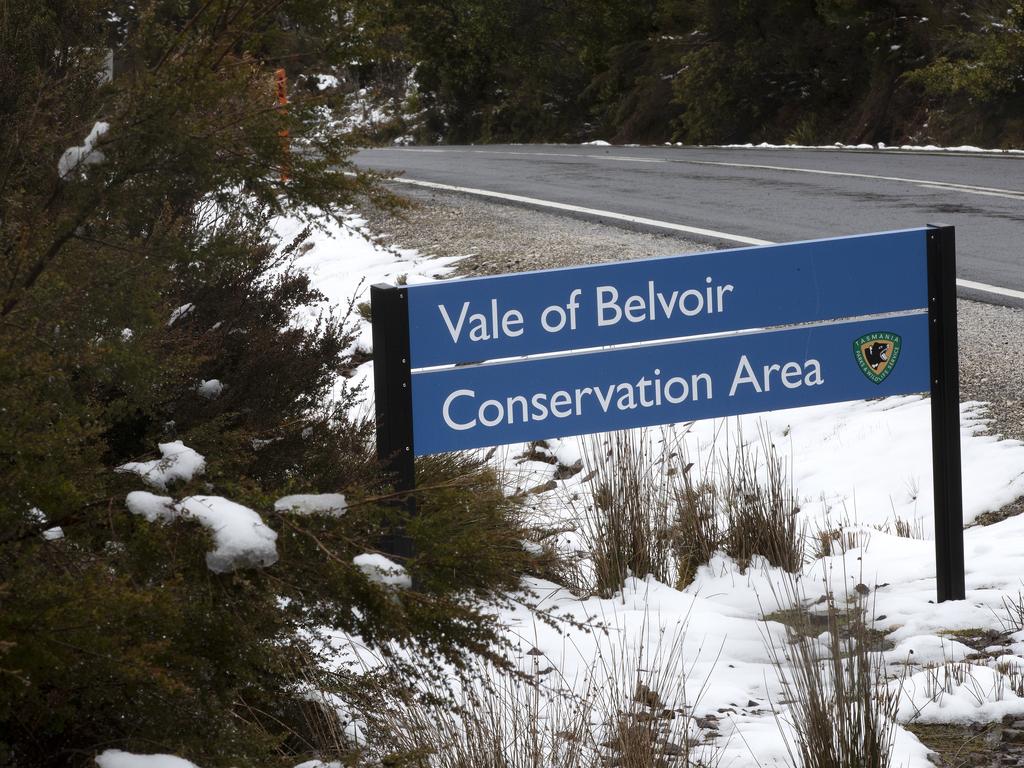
384,173 -> 1024,303
956,279 -> 1024,301
917,184 -> 1024,201
390,176 -> 772,246
683,159 -> 1024,197
375,146 -> 1024,196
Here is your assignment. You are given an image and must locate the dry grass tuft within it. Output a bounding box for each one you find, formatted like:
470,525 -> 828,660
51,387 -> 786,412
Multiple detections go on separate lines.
716,428 -> 803,573
346,618 -> 719,767
766,578 -> 901,768
575,424 -> 805,594
672,425 -> 804,586
580,429 -> 674,597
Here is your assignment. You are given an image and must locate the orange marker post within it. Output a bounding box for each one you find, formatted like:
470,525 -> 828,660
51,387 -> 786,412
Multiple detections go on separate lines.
275,68 -> 289,183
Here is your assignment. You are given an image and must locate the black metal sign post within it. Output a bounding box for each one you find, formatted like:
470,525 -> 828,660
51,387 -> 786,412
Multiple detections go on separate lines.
370,283 -> 416,561
926,224 -> 966,602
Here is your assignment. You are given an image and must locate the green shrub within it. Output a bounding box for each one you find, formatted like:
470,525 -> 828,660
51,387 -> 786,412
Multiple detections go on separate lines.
0,2 -> 531,765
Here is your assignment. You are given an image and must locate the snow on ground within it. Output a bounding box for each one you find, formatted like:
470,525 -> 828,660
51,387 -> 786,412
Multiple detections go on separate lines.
271,211 -> 461,361
265,206 -> 1024,766
334,80 -> 419,137
502,401 -> 1024,553
655,396 -> 1019,532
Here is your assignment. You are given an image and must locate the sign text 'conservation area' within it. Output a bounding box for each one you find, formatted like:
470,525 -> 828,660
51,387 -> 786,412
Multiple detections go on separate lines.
404,229 -> 930,455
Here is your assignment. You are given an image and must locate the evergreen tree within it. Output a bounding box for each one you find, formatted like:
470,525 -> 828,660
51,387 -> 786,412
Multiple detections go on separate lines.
0,2 -> 531,765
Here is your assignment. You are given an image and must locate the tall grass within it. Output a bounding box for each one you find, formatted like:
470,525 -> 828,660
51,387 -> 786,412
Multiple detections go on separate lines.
577,425 -> 804,595
355,618 -> 718,767
670,466 -> 720,590
715,427 -> 803,574
999,590 -> 1024,634
369,665 -> 592,768
766,578 -> 901,768
672,425 -> 804,587
588,620 -> 719,768
580,430 -> 674,596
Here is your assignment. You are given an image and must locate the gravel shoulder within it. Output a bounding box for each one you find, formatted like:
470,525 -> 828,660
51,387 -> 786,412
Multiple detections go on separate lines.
361,186 -> 1024,518
363,186 -> 715,276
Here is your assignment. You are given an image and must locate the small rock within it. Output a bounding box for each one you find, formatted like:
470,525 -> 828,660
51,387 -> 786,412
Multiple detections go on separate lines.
529,479 -> 558,494
633,682 -> 663,709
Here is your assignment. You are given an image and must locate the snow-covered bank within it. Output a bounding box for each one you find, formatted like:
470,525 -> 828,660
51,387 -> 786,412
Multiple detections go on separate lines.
692,141 -> 1024,155
574,138 -> 1024,154
277,203 -> 1024,767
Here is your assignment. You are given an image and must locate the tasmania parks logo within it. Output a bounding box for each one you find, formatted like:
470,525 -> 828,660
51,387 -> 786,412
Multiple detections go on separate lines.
854,332 -> 902,383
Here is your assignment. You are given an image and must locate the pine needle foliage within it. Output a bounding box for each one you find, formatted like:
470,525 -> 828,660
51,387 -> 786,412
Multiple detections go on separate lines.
0,3 -> 532,765
344,0 -> 1024,146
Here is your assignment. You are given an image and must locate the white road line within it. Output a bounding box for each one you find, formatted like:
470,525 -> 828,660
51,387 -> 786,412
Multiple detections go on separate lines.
376,146 -> 1024,196
917,184 -> 1024,201
678,159 -> 1024,197
956,279 -> 1024,301
390,147 -> 666,163
589,155 -> 665,163
390,176 -> 772,246
470,149 -> 666,164
383,167 -> 1024,303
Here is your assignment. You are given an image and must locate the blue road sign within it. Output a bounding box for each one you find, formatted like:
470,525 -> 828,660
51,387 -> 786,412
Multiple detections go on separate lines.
410,312 -> 930,455
406,229 -> 929,367
374,225 -> 965,604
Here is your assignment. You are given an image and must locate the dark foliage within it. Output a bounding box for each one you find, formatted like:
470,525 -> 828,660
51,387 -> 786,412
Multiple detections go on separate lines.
0,2 -> 533,766
347,0 -> 1024,146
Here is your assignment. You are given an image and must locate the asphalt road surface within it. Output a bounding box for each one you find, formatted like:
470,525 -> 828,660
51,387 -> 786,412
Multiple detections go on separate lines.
354,145 -> 1024,307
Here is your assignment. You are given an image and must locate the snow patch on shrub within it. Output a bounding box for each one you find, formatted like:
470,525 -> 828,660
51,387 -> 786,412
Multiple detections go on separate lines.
176,496 -> 279,573
196,379 -> 223,399
125,492 -> 278,573
59,121 -> 109,178
353,553 -> 411,588
274,493 -> 348,516
125,491 -> 177,522
27,506 -> 65,540
167,303 -> 194,326
95,750 -> 200,768
117,441 -> 205,490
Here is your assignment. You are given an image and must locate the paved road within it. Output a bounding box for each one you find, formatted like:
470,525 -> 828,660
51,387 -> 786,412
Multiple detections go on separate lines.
354,145 -> 1024,307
